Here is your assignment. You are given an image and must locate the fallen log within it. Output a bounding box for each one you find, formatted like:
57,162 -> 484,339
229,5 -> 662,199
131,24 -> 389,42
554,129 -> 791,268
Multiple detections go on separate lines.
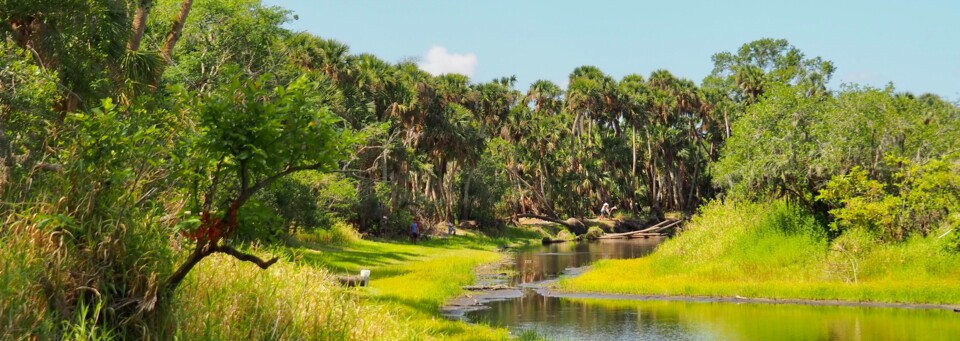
597,232 -> 665,239
337,275 -> 366,287
635,219 -> 677,233
519,214 -> 587,235
649,220 -> 682,233
602,220 -> 673,237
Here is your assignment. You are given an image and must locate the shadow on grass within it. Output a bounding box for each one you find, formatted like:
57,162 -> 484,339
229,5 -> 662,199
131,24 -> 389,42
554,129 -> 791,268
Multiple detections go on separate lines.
297,248 -> 419,273
373,294 -> 442,317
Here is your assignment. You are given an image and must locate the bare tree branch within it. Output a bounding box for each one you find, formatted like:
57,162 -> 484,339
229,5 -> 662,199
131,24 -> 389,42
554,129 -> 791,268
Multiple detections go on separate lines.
212,244 -> 278,269
235,161 -> 329,207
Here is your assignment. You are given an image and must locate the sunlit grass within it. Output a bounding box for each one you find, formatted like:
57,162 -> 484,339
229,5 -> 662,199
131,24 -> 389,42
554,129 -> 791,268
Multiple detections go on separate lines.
167,228 -> 534,340
560,200 -> 960,304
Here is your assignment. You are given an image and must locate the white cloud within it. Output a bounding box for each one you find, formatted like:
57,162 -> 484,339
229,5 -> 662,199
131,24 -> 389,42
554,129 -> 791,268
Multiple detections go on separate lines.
843,71 -> 877,84
417,45 -> 478,77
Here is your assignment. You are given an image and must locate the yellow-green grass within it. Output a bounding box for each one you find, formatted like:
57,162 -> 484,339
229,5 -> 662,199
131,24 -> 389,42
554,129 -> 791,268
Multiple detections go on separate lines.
560,200 -> 960,305
168,230 -> 536,340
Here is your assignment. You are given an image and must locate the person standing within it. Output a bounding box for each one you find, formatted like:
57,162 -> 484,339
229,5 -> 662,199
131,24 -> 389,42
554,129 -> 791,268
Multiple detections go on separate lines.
410,220 -> 419,244
600,202 -> 610,218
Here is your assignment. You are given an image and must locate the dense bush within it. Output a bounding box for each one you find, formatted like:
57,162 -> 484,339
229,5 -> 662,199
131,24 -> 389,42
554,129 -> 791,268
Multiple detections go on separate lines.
818,158 -> 960,241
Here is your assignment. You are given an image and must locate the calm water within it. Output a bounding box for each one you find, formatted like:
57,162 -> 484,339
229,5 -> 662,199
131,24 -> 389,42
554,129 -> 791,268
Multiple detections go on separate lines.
466,239 -> 960,341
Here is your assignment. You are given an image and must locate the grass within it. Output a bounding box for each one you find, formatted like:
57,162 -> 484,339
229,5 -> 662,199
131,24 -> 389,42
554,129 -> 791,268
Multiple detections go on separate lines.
559,199 -> 960,305
0,213 -> 61,339
166,227 -> 541,340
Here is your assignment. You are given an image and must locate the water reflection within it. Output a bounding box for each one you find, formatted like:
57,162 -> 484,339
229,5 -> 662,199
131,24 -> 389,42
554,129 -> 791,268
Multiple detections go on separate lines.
472,295 -> 960,341
512,238 -> 662,285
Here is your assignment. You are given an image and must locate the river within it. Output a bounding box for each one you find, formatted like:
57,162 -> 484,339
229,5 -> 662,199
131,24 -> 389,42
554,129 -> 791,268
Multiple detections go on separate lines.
462,238 -> 960,340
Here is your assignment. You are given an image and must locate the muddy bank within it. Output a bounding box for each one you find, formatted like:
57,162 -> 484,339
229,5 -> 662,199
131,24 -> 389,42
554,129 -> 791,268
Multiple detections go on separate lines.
440,252 -> 520,319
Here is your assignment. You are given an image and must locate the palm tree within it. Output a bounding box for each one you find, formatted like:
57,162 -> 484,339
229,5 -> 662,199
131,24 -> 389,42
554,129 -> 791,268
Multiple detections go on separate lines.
161,0 -> 194,61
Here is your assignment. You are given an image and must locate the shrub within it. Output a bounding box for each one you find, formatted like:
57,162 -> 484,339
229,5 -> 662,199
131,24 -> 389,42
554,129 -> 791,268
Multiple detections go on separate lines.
818,158 -> 960,241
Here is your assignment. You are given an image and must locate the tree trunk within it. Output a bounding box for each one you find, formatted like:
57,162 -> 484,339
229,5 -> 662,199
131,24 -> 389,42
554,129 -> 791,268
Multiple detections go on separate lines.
127,0 -> 154,51
723,107 -> 731,138
161,0 -> 194,61
164,240 -> 208,296
460,174 -> 472,220
631,126 -> 637,177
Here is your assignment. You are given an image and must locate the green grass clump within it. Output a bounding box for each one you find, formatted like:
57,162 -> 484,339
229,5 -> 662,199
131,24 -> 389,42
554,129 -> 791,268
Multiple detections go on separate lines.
560,199 -> 960,304
294,221 -> 363,246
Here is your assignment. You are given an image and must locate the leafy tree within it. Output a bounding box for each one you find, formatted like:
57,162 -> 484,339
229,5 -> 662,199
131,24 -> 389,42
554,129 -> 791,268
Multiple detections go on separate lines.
704,38 -> 835,137
712,84 -> 833,208
165,73 -> 354,294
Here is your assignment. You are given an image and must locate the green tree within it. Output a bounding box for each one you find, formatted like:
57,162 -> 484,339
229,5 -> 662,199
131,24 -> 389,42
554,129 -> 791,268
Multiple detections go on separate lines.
165,73 -> 353,294
704,38 -> 835,137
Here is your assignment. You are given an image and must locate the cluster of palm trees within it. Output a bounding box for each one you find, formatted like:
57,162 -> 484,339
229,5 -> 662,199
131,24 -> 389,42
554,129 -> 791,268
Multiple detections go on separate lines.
286,35 -> 734,230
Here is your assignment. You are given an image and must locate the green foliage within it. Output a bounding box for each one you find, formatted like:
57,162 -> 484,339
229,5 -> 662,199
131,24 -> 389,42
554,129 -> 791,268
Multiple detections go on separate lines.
1,0 -> 131,106
653,199 -> 826,279
154,0 -> 297,91
235,199 -> 284,241
714,83 -> 960,216
191,73 -> 345,178
706,38 -> 835,104
818,159 -> 960,241
0,41 -> 62,196
711,84 -> 832,206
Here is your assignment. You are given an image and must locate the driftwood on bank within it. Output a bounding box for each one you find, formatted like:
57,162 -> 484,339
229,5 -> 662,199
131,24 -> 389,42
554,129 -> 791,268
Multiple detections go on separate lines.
598,220 -> 682,239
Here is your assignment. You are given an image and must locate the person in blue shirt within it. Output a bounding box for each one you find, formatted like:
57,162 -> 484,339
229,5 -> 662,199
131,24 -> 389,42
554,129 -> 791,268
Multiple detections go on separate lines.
410,220 -> 419,244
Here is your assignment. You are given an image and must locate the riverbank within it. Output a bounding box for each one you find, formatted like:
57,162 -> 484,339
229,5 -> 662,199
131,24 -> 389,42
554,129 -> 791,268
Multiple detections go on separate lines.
557,200 -> 960,306
168,227 -> 543,340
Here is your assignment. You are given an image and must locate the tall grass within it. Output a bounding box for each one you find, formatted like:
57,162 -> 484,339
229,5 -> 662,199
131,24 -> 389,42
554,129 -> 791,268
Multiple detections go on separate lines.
561,199 -> 960,304
293,221 -> 363,246
166,252 -> 409,340
0,211 -> 61,339
0,203 -> 176,339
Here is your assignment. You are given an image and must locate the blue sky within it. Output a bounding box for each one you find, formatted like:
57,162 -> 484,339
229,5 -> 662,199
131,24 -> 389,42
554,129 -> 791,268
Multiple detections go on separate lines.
264,0 -> 959,100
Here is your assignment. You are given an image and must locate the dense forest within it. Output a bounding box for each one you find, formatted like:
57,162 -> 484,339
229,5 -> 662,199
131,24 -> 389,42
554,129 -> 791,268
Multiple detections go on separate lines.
2,0 -> 958,339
